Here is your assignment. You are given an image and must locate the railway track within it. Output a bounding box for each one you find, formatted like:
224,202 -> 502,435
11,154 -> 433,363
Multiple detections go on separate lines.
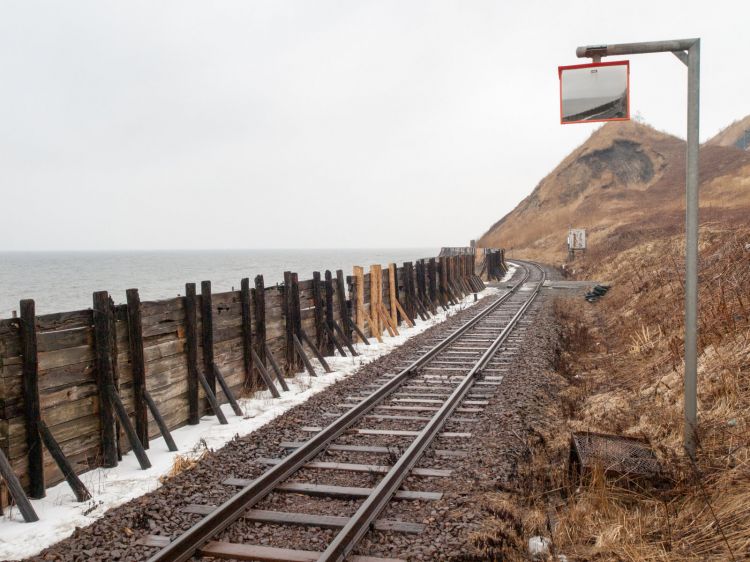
145,260 -> 546,562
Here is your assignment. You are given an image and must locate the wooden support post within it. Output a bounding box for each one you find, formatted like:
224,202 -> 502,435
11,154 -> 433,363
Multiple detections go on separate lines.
402,262 -> 411,319
253,275 -> 267,377
369,264 -> 381,338
335,270 -> 350,341
197,371 -> 228,424
184,283 -> 200,424
143,390 -> 178,451
291,272 -> 303,364
300,329 -> 332,373
345,315 -> 370,345
394,298 -> 415,328
125,289 -> 149,449
293,334 -> 317,377
251,348 -> 281,397
0,448 -> 37,522
213,365 -> 244,416
312,272 -> 325,351
361,308 -> 383,343
264,344 -> 289,392
283,271 -> 295,373
380,303 -> 399,335
323,321 -> 348,357
353,266 -> 365,342
19,299 -> 44,499
378,305 -> 396,337
428,258 -> 438,309
333,321 -> 358,356
388,264 -> 398,328
92,291 -> 118,468
407,262 -> 427,321
107,386 -> 151,469
38,421 -> 91,501
323,270 -> 336,356
240,278 -> 255,391
200,281 -> 216,395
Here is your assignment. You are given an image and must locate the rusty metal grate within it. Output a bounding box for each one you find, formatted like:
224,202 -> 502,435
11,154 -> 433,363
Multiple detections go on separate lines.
570,431 -> 661,477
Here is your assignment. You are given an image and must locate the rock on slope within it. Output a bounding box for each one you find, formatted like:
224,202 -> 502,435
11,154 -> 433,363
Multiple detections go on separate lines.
479,120 -> 750,263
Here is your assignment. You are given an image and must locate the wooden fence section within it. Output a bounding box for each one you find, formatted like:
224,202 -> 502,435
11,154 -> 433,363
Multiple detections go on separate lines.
482,248 -> 508,280
0,251 -> 489,511
347,255 -> 485,339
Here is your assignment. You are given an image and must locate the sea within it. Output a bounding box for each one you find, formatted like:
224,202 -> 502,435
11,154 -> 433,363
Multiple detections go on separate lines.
0,249 -> 435,318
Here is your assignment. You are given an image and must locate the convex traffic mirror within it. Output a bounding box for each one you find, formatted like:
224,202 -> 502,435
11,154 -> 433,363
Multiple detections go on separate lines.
558,61 -> 630,124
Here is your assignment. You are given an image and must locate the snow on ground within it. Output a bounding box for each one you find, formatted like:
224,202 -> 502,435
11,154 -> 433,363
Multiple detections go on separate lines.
0,286 -> 502,560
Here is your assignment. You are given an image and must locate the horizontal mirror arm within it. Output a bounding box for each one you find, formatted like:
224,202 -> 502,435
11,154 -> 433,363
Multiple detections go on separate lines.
576,38 -> 698,59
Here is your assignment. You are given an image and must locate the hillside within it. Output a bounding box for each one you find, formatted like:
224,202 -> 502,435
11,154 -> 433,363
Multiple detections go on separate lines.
479,120 -> 750,263
707,114 -> 750,150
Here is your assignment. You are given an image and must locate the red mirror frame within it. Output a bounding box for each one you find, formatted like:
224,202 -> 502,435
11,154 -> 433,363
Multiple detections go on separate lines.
558,60 -> 630,125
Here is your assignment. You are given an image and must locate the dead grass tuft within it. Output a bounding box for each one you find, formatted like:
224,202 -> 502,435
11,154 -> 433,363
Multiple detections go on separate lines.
159,439 -> 210,483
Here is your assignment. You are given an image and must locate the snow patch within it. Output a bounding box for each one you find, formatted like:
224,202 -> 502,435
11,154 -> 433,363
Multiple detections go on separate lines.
0,287 -> 501,560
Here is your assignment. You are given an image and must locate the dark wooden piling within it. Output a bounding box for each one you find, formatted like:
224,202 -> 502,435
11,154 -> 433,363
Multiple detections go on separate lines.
335,270 -> 350,341
324,270 -> 335,355
92,291 -> 118,468
125,289 -> 149,449
428,258 -> 438,308
184,283 -> 201,425
253,275 -> 267,373
312,272 -> 325,351
200,281 -> 216,395
240,278 -> 255,390
291,273 -> 302,337
19,299 -> 44,499
283,271 -> 295,373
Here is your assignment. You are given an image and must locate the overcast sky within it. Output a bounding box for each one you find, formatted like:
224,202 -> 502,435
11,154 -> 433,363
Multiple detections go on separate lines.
1,1 -> 746,251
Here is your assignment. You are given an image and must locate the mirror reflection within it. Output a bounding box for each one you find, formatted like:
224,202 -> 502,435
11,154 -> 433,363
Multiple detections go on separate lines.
560,62 -> 629,124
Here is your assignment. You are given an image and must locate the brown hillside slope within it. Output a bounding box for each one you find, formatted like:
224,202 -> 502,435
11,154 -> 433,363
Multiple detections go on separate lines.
707,114 -> 750,150
479,120 -> 750,264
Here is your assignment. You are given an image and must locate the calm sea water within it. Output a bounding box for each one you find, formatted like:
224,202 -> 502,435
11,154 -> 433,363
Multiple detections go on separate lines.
0,249 -> 434,318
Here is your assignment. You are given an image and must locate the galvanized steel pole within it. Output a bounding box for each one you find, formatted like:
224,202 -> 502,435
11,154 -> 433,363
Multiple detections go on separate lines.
576,38 -> 700,459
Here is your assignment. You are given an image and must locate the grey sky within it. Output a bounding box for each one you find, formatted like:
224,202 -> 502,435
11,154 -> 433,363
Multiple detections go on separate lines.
1,1 -> 746,251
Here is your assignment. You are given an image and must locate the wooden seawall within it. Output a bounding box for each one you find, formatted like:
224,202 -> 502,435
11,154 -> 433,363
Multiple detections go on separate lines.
0,252 -> 505,511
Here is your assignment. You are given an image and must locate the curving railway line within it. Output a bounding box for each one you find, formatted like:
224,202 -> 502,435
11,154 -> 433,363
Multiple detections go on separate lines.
144,260 -> 546,562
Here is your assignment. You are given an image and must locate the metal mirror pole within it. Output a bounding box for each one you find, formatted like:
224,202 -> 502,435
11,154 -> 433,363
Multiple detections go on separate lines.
575,38 -> 700,459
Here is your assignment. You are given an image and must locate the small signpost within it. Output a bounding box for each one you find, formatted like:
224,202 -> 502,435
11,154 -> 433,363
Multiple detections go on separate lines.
560,38 -> 701,459
567,228 -> 586,259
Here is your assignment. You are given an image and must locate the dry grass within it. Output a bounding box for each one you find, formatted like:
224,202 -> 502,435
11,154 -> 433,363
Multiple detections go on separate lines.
159,439 -> 210,483
554,226 -> 750,561
475,224 -> 750,561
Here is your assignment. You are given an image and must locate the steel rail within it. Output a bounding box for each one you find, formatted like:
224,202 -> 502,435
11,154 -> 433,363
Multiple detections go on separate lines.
319,261 -> 545,561
147,262 -> 530,562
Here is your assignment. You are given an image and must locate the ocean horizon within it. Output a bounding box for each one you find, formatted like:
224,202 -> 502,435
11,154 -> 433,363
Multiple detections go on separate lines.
0,248 -> 436,318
